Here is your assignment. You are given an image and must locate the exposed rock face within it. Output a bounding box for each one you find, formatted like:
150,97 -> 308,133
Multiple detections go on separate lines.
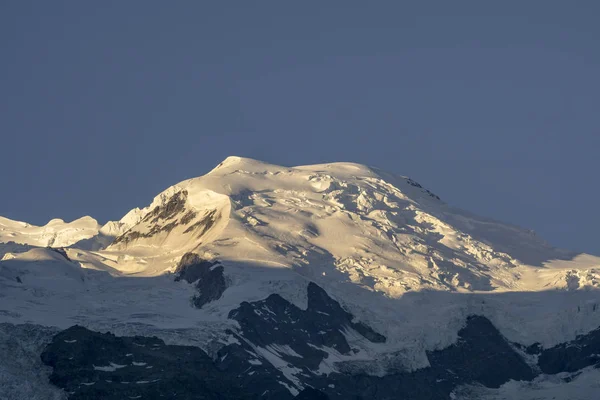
40,326 -> 288,400
425,315 -> 536,388
303,315 -> 536,399
174,253 -> 226,308
535,325 -> 600,374
38,283 -> 600,400
295,388 -> 330,399
47,247 -> 71,262
111,190 -> 189,245
146,190 -> 189,224
182,209 -> 218,236
39,311 -> 545,400
39,282 -> 387,399
406,177 -> 441,200
213,330 -> 302,398
229,282 -> 385,371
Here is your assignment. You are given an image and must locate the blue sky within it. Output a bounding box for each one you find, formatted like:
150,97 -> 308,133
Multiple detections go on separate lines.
1,2 -> 599,254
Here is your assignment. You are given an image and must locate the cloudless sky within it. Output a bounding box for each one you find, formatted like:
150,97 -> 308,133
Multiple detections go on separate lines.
1,1 -> 599,254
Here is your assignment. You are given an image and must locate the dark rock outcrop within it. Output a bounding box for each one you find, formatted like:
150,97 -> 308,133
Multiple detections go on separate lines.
40,325 -> 292,400
228,282 -> 385,371
112,191 -> 190,246
40,281 -> 600,400
535,325 -> 600,374
110,191 -> 221,247
179,210 -> 197,225
426,315 -> 536,388
406,178 -> 440,200
305,315 -> 535,399
174,253 -> 226,308
214,329 -> 299,398
41,311 -> 539,400
183,209 -> 219,236
295,388 -> 330,399
147,190 -> 188,224
48,247 -> 71,262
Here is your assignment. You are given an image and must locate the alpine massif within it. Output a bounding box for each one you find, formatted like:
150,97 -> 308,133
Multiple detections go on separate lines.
1,156 -> 599,399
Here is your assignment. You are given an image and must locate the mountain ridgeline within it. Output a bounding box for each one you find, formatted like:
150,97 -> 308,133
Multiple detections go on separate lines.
39,284 -> 600,399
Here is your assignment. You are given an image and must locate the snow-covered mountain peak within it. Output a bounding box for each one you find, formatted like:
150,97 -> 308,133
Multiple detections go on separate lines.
3,158 -> 599,343
0,215 -> 102,248
190,156 -> 439,202
100,157 -> 596,300
208,155 -> 279,173
208,156 -> 381,180
105,158 -> 448,263
3,157 -> 600,400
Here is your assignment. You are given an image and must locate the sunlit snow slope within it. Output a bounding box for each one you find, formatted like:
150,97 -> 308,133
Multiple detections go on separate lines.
108,156 -> 598,295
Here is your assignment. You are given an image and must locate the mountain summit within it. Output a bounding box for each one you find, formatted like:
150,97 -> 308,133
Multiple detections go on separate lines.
2,157 -> 600,399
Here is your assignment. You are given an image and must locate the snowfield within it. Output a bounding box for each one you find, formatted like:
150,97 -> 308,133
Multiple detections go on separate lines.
1,156 -> 600,398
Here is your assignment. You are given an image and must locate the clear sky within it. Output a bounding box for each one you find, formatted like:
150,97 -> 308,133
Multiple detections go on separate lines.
1,2 -> 599,254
